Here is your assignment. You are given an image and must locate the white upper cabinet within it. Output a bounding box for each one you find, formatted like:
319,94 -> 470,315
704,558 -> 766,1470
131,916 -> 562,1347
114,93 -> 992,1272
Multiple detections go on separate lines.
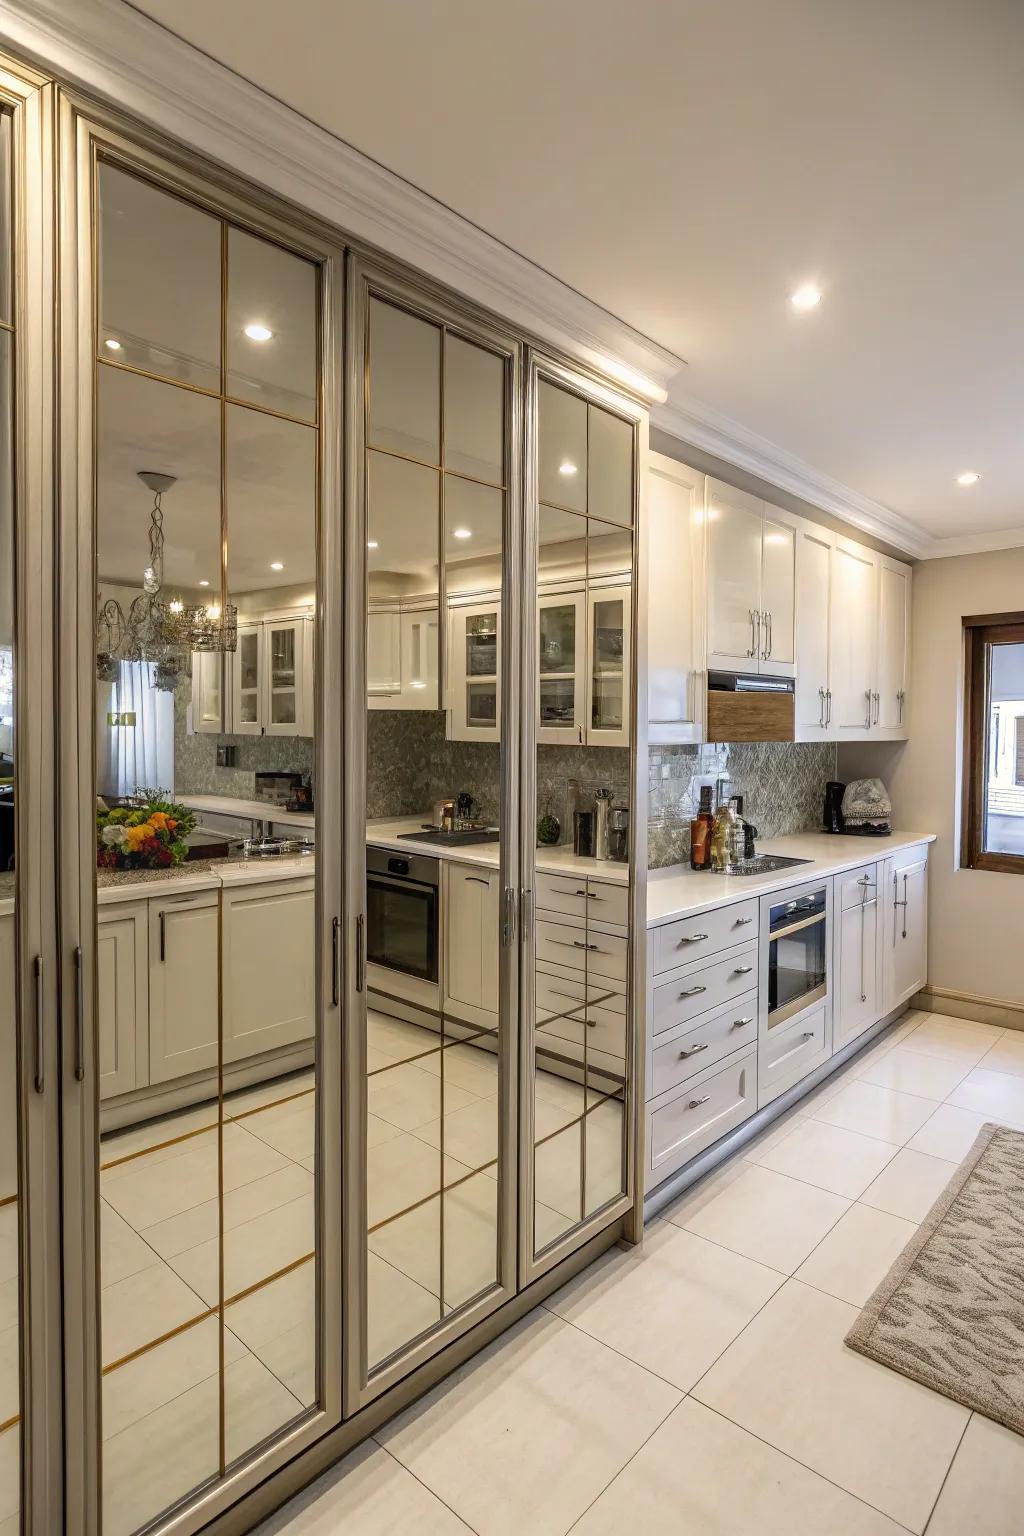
828,539 -> 879,737
876,555 -> 911,734
647,452 -> 703,744
706,478 -> 764,670
794,523 -> 833,738
705,477 -> 796,678
447,595 -> 500,742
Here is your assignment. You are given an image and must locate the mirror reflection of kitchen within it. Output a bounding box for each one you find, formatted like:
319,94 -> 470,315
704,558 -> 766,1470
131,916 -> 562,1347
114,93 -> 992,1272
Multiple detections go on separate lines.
93,162 -> 322,1536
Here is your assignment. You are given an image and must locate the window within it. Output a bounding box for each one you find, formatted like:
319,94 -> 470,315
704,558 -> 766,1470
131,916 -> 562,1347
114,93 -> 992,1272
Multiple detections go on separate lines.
963,614 -> 1024,871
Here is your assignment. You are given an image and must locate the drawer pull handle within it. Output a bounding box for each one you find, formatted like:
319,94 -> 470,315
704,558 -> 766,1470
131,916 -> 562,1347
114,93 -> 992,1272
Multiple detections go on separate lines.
573,940 -> 599,952
688,1095 -> 711,1110
801,1031 -> 814,1041
734,916 -> 754,926
679,1041 -> 709,1058
732,1016 -> 754,1028
678,933 -> 709,945
575,889 -> 600,900
679,985 -> 707,998
732,965 -> 753,975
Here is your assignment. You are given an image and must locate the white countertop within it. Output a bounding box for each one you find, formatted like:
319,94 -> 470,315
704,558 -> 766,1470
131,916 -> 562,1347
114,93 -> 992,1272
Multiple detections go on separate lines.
366,817 -> 629,883
647,830 -> 936,929
179,793 -> 315,832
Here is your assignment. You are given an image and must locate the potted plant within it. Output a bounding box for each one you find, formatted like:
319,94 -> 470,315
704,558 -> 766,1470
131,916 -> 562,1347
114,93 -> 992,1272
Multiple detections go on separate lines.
96,788 -> 197,870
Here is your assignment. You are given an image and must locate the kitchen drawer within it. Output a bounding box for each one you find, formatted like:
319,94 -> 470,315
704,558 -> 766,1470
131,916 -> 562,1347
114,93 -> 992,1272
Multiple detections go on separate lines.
647,1048 -> 756,1184
651,991 -> 757,1097
758,1002 -> 830,1105
536,917 -> 627,983
536,871 -> 629,930
652,942 -> 758,1035
654,898 -> 759,975
890,842 -> 929,875
838,863 -> 879,911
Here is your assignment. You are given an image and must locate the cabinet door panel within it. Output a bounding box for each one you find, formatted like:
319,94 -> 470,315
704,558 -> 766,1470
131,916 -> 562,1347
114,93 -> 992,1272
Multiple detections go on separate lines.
222,880 -> 315,1063
367,609 -> 401,698
647,455 -> 702,742
538,590 -> 586,744
447,600 -> 500,742
97,907 -> 147,1099
191,650 -> 224,733
887,859 -> 927,1009
760,511 -> 796,676
706,479 -> 763,669
834,878 -> 880,1052
231,622 -> 264,734
444,865 -> 500,1022
587,582 -> 631,748
148,896 -> 220,1083
795,525 -> 832,737
877,560 -> 910,733
829,541 -> 878,735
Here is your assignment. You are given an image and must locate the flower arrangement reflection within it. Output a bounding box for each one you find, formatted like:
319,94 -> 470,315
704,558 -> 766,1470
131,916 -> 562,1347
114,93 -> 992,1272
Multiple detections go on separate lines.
96,788 -> 197,870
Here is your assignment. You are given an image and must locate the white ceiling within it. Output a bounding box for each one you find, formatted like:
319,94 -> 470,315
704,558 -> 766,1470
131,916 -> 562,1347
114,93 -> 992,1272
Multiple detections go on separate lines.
126,0 -> 1024,553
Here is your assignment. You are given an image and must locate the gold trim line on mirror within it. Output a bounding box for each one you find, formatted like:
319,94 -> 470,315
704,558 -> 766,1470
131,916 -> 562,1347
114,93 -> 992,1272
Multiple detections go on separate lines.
94,352 -> 320,432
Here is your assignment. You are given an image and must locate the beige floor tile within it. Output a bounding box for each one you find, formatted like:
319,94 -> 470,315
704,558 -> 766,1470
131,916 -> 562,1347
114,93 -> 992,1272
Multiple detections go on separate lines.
416,1039 -> 501,1098
367,1112 -> 404,1151
101,1260 -> 207,1367
585,1100 -> 626,1214
533,1068 -> 588,1117
976,1031 -> 1024,1080
367,1252 -> 441,1367
367,1134 -> 473,1227
252,1316 -> 316,1408
254,1438 -> 474,1535
169,1192 -> 314,1305
101,1315 -> 242,1441
573,1396 -> 907,1535
859,1146 -> 957,1222
0,1206 -> 17,1288
99,1104 -> 219,1169
534,1121 -> 583,1221
0,1323 -> 18,1425
0,1424 -> 19,1526
369,1060 -> 480,1134
811,1080 -> 935,1145
100,1201 -> 163,1288
905,1103 -> 992,1163
140,1162 -> 313,1260
0,1278 -> 16,1337
947,1065 -> 1024,1128
748,1117 -> 898,1198
546,1221 -> 782,1391
369,1172 -> 499,1312
927,1413 -> 1024,1536
378,1307 -> 680,1536
672,1162 -> 850,1273
225,1072 -> 314,1120
101,1123 -> 290,1230
693,1278 -> 968,1532
659,1154 -> 748,1224
366,1012 -> 440,1063
412,1096 -> 501,1168
898,1017 -> 1004,1066
243,1097 -> 317,1163
857,1045 -> 974,1101
794,1202 -> 917,1306
226,1258 -> 314,1354
738,1108 -> 813,1162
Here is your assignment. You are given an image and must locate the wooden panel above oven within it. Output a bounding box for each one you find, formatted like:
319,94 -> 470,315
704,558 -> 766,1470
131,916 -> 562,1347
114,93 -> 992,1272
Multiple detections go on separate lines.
706,688 -> 794,743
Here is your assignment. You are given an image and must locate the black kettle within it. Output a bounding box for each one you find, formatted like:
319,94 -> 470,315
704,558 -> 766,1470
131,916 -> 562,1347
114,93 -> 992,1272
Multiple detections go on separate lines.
823,781 -> 845,834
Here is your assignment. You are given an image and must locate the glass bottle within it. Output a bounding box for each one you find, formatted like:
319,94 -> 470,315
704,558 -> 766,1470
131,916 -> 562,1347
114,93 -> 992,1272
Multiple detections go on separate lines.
689,784 -> 715,870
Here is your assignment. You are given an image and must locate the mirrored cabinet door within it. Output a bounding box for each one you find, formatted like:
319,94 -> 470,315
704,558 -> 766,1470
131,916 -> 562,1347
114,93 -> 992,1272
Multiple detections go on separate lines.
523,360 -> 642,1283
61,122 -> 344,1536
353,265 -> 519,1407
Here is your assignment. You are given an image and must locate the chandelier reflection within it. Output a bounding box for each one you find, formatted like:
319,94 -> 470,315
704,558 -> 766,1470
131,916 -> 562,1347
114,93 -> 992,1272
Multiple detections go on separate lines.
96,470 -> 237,692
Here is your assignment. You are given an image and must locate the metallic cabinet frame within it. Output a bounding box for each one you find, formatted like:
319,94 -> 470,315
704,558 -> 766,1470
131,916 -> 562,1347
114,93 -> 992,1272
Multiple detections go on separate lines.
53,91 -> 348,1536
342,252 -> 524,1414
0,54 -> 64,1536
518,350 -> 649,1286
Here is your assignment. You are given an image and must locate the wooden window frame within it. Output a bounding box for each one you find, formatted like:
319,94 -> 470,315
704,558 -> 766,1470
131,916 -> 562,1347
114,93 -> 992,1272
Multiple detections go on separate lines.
962,612 -> 1024,873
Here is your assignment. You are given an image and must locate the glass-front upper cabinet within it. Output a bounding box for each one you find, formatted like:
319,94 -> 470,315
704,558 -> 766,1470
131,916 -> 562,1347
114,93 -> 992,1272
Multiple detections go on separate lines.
354,261 -> 519,1411
524,356 -> 644,1287
71,131 -> 343,1536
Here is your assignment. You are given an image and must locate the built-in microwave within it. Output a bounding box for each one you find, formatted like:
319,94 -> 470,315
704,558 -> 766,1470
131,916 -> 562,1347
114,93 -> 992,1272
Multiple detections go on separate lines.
762,884 -> 829,1029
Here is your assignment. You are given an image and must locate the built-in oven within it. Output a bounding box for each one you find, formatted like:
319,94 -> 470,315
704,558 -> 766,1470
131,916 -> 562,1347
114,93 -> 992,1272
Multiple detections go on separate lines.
366,846 -> 440,1008
763,884 -> 829,1029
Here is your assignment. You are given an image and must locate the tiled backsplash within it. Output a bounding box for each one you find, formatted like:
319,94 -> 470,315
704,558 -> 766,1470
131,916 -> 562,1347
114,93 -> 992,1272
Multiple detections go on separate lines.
173,690 -> 314,798
648,741 -> 837,867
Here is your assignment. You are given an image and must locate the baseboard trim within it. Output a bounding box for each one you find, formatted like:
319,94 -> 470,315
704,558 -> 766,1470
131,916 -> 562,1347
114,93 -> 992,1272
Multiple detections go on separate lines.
915,986 -> 1024,1034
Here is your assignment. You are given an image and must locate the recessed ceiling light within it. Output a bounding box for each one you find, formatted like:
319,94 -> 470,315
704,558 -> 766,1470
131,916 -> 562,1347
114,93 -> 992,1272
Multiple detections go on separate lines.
956,471 -> 981,487
790,285 -> 822,311
104,337 -> 122,352
168,599 -> 184,614
198,580 -> 210,588
244,322 -> 273,342
269,561 -> 284,571
558,460 -> 578,476
367,540 -> 379,550
452,527 -> 472,540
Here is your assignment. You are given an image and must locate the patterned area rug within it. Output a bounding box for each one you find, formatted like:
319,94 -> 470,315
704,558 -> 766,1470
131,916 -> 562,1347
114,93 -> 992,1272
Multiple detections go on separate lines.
847,1122 -> 1024,1433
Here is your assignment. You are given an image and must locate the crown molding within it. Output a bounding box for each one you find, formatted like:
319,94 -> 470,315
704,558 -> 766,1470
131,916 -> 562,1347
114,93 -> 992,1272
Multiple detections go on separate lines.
0,0 -> 684,394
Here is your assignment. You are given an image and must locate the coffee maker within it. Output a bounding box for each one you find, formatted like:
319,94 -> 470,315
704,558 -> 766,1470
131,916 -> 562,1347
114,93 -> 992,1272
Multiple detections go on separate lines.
823,780 -> 845,834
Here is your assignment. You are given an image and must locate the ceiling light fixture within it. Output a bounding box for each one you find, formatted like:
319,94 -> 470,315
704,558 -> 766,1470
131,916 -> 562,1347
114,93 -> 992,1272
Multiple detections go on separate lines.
367,540 -> 379,550
269,561 -> 284,571
244,322 -> 273,342
790,285 -> 822,311
198,580 -> 210,588
104,337 -> 122,352
956,471 -> 981,487
452,527 -> 472,540
558,461 -> 578,477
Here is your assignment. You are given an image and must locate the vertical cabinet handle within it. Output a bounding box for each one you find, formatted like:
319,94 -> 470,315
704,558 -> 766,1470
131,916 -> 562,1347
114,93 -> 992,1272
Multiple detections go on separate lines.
818,685 -> 825,728
33,955 -> 43,1095
747,609 -> 757,658
864,689 -> 872,730
74,945 -> 85,1082
826,688 -> 832,726
331,916 -> 340,1007
356,912 -> 366,994
763,609 -> 772,660
158,910 -> 166,962
872,690 -> 880,725
902,872 -> 908,940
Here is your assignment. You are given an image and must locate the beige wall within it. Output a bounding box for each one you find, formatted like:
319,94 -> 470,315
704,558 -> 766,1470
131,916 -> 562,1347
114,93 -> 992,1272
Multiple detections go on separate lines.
839,548 -> 1024,1009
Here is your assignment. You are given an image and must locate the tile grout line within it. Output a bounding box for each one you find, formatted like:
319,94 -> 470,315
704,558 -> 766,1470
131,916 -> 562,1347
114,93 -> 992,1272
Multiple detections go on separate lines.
921,1412 -> 972,1534
563,1393 -> 686,1535
374,1437 -> 483,1535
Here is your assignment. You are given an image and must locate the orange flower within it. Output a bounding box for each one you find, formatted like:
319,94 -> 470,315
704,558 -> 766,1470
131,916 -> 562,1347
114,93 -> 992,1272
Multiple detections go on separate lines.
148,811 -> 170,831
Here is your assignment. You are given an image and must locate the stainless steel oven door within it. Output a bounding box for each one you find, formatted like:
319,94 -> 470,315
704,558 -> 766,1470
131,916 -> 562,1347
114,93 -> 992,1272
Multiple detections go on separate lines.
366,851 -> 440,986
765,886 -> 828,1028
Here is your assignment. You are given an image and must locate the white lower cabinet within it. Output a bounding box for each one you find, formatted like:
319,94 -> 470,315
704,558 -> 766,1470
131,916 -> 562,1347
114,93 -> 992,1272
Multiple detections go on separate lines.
833,862 -> 882,1052
148,891 -> 221,1085
97,903 -> 148,1100
758,1003 -> 830,1107
221,877 -> 315,1063
647,1047 -> 757,1185
884,845 -> 929,1011
444,862 -> 500,1026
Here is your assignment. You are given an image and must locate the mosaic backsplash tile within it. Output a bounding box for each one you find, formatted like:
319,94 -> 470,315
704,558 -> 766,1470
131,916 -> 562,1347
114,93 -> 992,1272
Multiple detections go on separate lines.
648,740 -> 838,867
